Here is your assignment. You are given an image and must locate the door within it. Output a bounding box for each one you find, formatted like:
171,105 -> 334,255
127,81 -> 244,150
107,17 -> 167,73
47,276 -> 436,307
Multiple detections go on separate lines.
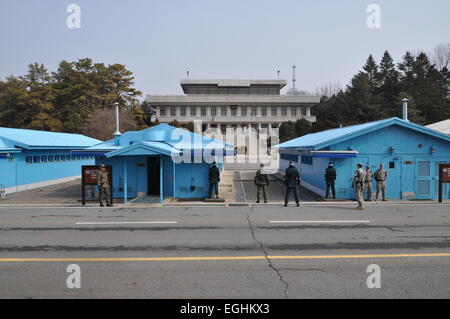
416,158 -> 432,198
381,156 -> 402,199
147,157 -> 160,196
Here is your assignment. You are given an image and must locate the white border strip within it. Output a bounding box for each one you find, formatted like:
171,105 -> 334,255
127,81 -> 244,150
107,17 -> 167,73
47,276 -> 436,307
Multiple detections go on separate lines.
269,220 -> 370,223
75,221 -> 178,225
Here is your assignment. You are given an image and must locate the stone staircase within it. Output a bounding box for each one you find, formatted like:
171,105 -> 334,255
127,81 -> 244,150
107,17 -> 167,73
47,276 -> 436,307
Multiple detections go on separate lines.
218,170 -> 235,203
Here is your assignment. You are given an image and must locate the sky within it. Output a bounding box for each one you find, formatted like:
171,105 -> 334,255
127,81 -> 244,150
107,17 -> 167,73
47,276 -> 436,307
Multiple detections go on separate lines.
0,0 -> 449,98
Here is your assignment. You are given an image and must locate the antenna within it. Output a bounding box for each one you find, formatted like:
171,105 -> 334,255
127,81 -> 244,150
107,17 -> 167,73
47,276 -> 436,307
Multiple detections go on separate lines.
292,65 -> 296,92
187,70 -> 190,79
277,70 -> 280,80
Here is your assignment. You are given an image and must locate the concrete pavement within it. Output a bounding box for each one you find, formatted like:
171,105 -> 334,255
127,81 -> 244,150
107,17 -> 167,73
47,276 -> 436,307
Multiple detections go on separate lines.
0,203 -> 449,298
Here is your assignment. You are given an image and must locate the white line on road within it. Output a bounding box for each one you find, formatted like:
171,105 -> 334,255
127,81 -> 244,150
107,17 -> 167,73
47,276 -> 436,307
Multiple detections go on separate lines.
75,221 -> 178,225
269,220 -> 370,223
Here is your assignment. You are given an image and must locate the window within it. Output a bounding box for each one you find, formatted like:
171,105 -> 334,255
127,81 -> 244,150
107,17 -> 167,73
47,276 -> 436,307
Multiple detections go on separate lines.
159,107 -> 166,116
170,107 -> 176,116
201,107 -> 207,116
281,107 -> 287,116
302,108 -> 307,116
41,156 -> 47,163
211,107 -> 217,116
241,107 -> 247,116
261,107 -> 267,116
26,156 -> 33,164
291,107 -> 297,116
230,106 -> 237,116
271,107 -> 277,116
54,155 -> 60,161
221,107 -> 227,116
66,155 -> 71,161
48,155 -> 54,162
33,156 -> 40,163
190,107 -> 197,116
301,155 -> 313,165
180,108 -> 186,116
251,106 -> 257,116
60,155 -> 65,161
389,161 -> 395,169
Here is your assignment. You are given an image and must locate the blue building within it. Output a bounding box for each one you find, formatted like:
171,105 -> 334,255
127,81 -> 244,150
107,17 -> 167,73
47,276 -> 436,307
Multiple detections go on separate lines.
275,118 -> 450,200
0,127 -> 100,194
75,124 -> 233,202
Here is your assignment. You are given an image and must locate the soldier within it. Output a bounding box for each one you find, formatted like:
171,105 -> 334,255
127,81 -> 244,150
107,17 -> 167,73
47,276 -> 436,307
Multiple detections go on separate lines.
284,161 -> 301,207
374,163 -> 388,201
364,164 -> 373,201
255,163 -> 269,203
208,161 -> 220,199
352,163 -> 366,210
324,162 -> 337,199
97,164 -> 112,207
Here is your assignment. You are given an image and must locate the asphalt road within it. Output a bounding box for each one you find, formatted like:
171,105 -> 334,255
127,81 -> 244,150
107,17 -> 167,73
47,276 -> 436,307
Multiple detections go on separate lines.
0,203 -> 450,298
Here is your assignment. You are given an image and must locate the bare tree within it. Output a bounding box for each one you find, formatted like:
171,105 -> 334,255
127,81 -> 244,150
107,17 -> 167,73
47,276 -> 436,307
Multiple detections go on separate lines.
314,81 -> 342,97
82,107 -> 137,141
285,87 -> 314,95
432,43 -> 450,70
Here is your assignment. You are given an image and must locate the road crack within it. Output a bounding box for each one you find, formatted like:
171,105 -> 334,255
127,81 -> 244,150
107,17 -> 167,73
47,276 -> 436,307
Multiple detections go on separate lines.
246,206 -> 289,299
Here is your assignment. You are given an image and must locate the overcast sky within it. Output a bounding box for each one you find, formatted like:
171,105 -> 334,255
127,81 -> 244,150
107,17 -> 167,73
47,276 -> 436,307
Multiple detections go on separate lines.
1,0 -> 449,97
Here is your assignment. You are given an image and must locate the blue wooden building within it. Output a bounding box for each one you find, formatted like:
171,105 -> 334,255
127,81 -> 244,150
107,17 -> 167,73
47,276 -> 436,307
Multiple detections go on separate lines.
75,124 -> 233,202
275,118 -> 450,200
0,127 -> 100,194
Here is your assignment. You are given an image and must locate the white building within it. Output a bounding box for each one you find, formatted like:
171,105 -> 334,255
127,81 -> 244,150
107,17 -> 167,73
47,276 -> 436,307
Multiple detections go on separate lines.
146,79 -> 320,136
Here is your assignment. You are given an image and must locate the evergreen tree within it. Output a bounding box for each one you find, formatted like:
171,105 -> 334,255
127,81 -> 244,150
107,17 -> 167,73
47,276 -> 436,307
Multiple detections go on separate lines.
295,118 -> 312,137
279,121 -> 297,142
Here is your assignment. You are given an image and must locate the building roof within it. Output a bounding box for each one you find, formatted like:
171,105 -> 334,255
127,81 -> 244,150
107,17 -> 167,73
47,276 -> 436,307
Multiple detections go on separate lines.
180,79 -> 287,89
274,117 -> 450,151
426,119 -> 450,135
0,127 -> 101,150
146,94 -> 320,105
87,124 -> 233,158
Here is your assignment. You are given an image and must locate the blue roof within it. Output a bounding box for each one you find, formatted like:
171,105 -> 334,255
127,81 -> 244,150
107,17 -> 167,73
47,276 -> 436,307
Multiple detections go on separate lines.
275,117 -> 450,151
89,124 -> 233,157
0,127 -> 101,149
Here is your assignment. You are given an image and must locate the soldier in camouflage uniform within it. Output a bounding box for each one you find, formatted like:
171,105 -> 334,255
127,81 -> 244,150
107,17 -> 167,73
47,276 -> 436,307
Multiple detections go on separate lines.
364,165 -> 374,201
374,163 -> 388,201
352,163 -> 366,210
255,163 -> 269,203
97,164 -> 112,207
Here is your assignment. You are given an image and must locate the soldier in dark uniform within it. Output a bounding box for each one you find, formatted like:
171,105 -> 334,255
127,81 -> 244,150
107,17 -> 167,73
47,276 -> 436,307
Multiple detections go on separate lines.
97,164 -> 112,207
284,161 -> 301,207
254,163 -> 269,203
208,161 -> 220,199
324,162 -> 337,199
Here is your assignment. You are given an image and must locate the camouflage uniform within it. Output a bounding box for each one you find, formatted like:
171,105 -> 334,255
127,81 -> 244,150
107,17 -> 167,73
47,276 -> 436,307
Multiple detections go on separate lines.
255,168 -> 269,203
97,169 -> 111,206
364,167 -> 373,201
352,166 -> 366,209
374,167 -> 388,201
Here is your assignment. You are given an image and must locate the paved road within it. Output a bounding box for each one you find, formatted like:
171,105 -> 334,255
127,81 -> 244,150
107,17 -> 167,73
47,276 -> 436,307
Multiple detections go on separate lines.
0,203 -> 450,298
